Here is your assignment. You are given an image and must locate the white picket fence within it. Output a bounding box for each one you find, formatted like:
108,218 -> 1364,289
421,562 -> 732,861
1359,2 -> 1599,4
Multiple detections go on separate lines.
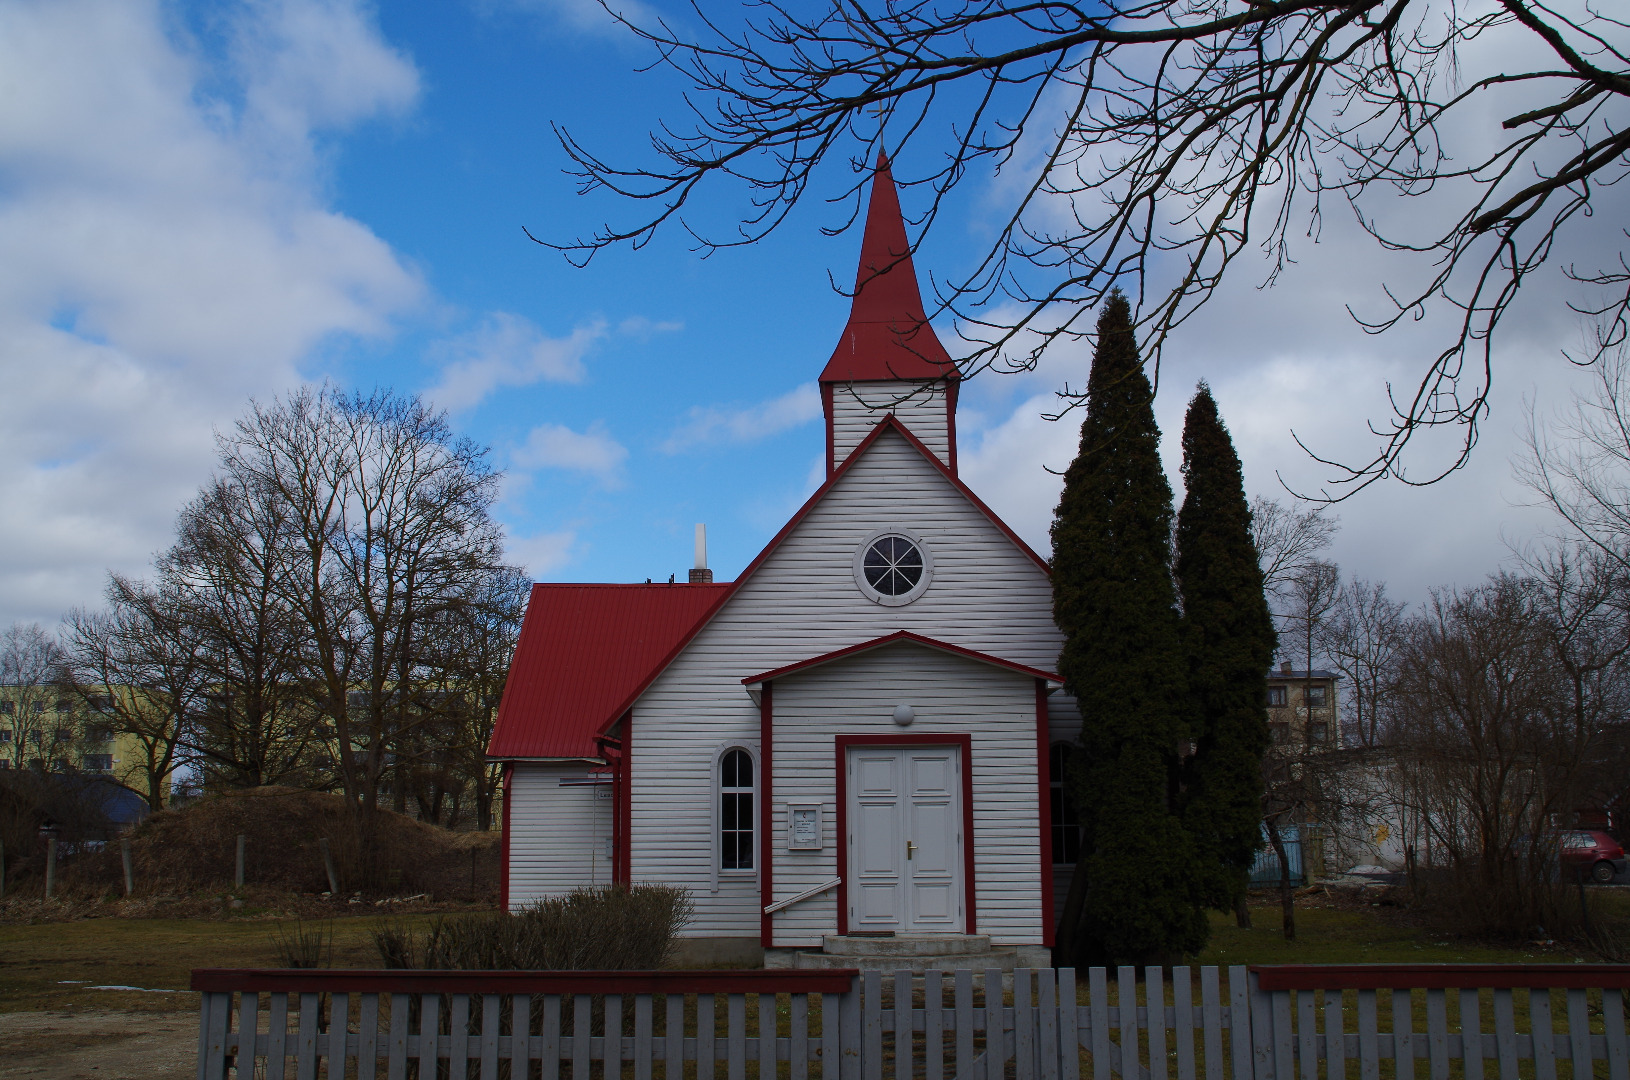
192,963 -> 1630,1080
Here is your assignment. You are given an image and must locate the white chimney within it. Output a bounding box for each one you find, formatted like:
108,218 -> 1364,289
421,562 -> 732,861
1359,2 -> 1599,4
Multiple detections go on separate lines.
689,523 -> 713,583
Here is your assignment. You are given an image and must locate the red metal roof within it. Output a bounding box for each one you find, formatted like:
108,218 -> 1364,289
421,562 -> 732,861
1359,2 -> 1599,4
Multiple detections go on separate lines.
487,583 -> 729,760
820,155 -> 959,385
741,631 -> 1062,687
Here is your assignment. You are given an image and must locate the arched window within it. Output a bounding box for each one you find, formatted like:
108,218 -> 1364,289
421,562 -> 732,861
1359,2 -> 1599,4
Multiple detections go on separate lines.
1049,743 -> 1081,865
720,748 -> 755,871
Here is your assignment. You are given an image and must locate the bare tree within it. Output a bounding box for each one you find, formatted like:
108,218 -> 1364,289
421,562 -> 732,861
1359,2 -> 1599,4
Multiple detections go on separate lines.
554,0 -> 1630,488
218,387 -> 506,872
1390,573 -> 1630,936
160,476 -> 326,790
1251,497 -> 1339,596
0,623 -> 67,771
1324,577 -> 1409,748
63,579 -> 206,811
1520,346 -> 1630,573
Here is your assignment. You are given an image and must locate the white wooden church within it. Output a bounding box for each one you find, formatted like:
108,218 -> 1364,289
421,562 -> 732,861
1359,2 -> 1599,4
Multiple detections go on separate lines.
488,158 -> 1081,968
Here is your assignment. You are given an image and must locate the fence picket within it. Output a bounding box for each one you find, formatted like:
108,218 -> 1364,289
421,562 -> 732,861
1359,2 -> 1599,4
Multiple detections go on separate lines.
449,993 -> 470,1080
1458,991 -> 1482,1080
511,995 -> 531,1069
1119,967 -> 1140,1080
330,992 -> 350,1080
609,995 -> 626,1080
759,991 -> 778,1079
1091,966 -> 1112,1080
1425,989 -> 1448,1080
1356,989 -> 1379,1080
841,975 -> 863,1080
667,994 -> 686,1080
241,992 -> 261,1080
926,970 -> 944,1080
1492,989 -> 1518,1080
956,969 -> 975,1080
573,993 -> 592,1080
698,993 -> 716,1080
986,968 -> 1007,1080
479,994 -> 500,1080
1039,967 -> 1060,1080
1325,991 -> 1346,1080
1060,968 -> 1080,1080
1269,983 -> 1292,1080
417,993 -> 438,1080
1016,969 -> 1035,1080
297,992 -> 320,1080
1297,988 -> 1317,1080
729,991 -> 748,1080
1391,990 -> 1414,1080
898,970 -> 915,1080
1172,966 -> 1194,1080
1565,989 -> 1590,1076
637,993 -> 655,1080
542,995 -> 561,1080
1531,989 -> 1557,1080
1606,988 -> 1629,1080
1200,968 -> 1223,1080
357,993 -> 379,1080
1148,967 -> 1168,1080
268,992 -> 290,1080
202,991 -> 229,1080
792,991 -> 810,1080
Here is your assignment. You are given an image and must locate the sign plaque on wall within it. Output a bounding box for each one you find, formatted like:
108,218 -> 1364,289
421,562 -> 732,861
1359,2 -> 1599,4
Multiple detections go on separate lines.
787,803 -> 822,850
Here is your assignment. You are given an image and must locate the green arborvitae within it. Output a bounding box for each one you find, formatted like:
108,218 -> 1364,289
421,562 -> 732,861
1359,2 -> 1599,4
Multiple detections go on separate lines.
1174,384 -> 1275,915
1050,291 -> 1205,966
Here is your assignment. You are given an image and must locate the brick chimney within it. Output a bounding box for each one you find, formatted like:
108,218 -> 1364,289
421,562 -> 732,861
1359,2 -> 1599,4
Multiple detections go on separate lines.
689,523 -> 714,584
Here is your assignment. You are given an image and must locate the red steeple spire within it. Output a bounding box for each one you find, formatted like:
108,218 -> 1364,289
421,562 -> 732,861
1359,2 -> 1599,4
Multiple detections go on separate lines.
820,154 -> 958,383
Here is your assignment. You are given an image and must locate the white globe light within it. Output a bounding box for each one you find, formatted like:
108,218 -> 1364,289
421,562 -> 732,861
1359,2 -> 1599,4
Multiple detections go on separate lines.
892,705 -> 914,727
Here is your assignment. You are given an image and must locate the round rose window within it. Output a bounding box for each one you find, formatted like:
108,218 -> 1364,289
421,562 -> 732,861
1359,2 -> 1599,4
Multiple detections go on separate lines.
853,530 -> 933,605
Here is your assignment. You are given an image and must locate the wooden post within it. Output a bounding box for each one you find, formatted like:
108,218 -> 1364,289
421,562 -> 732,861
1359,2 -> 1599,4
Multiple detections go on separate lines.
319,837 -> 339,894
235,834 -> 246,888
44,837 -> 57,899
121,837 -> 134,896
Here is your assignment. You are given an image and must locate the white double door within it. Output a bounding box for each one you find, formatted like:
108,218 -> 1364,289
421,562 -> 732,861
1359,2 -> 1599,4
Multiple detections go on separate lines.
847,745 -> 964,933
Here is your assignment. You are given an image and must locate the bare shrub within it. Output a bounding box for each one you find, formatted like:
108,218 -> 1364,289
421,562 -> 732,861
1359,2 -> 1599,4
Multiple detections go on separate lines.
376,885 -> 695,970
273,919 -> 334,968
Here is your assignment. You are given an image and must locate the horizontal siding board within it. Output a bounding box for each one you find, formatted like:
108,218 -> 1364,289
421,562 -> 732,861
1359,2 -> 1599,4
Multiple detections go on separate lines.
832,383 -> 949,469
509,765 -> 616,907
624,428 -> 1070,938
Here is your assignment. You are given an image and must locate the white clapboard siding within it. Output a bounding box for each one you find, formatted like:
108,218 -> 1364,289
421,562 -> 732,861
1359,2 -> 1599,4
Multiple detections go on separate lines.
830,381 -> 950,469
629,425 -> 1070,937
770,641 -> 1044,946
508,764 -> 616,908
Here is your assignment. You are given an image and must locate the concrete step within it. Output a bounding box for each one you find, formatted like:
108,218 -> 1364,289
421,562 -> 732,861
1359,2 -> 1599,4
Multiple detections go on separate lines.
791,948 -> 1020,973
821,933 -> 992,957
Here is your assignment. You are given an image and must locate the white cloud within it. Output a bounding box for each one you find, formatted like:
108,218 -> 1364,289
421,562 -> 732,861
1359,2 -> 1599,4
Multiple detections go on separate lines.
0,0 -> 424,625
662,383 -> 823,453
427,314 -> 604,411
506,529 -> 576,579
513,422 -> 629,487
481,0 -> 664,38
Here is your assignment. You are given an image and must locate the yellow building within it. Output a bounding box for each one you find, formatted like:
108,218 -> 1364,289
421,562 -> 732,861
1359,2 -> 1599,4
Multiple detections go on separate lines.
1265,662 -> 1341,749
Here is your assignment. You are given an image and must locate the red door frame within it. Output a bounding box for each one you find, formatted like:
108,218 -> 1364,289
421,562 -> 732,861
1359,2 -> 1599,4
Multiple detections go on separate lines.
834,733 -> 976,936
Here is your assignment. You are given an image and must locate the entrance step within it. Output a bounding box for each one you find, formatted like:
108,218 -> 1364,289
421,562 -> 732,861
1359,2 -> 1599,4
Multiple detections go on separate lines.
787,946 -> 1024,973
821,934 -> 992,957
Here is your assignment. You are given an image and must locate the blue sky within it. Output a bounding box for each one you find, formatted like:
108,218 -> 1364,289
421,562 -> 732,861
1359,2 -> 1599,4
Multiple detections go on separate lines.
0,0 -> 1609,626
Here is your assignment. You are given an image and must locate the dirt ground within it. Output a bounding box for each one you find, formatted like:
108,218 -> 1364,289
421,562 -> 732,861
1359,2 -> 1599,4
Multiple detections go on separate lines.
0,1010 -> 198,1080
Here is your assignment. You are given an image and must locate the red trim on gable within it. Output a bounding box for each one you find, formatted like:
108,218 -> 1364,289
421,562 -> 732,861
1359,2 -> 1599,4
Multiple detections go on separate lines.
834,733 -> 977,937
588,415 -> 1052,742
1034,680 -> 1055,949
500,763 -> 513,911
759,682 -> 774,947
822,382 -> 836,477
742,630 -> 1061,686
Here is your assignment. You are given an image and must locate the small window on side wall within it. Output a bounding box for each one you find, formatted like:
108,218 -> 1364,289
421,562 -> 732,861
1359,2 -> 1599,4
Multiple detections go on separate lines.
1267,686 -> 1287,707
1049,743 -> 1081,865
720,748 -> 755,872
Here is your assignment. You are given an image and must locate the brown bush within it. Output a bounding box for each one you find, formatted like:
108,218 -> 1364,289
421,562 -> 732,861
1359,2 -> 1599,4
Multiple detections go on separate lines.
375,884 -> 695,970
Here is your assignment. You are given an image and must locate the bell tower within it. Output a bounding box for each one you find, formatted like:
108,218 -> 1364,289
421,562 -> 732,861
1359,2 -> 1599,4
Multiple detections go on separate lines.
820,155 -> 960,476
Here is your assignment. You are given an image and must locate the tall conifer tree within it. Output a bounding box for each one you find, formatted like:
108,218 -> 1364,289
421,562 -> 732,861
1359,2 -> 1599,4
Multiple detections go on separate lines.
1051,291 -> 1205,965
1174,385 -> 1275,916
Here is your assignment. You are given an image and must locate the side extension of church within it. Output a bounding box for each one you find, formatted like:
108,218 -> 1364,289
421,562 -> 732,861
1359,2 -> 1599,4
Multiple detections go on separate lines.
487,157 -> 1082,967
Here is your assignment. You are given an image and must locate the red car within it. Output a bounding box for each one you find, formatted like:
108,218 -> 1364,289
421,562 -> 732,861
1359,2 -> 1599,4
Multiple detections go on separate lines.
1560,830 -> 1627,883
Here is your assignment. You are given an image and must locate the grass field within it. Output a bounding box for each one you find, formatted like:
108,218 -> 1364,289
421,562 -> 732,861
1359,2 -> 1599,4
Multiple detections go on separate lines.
0,901 -> 1604,1015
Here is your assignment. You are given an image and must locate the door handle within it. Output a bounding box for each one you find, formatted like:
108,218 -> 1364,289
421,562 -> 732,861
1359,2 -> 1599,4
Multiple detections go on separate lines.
907,841 -> 917,860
